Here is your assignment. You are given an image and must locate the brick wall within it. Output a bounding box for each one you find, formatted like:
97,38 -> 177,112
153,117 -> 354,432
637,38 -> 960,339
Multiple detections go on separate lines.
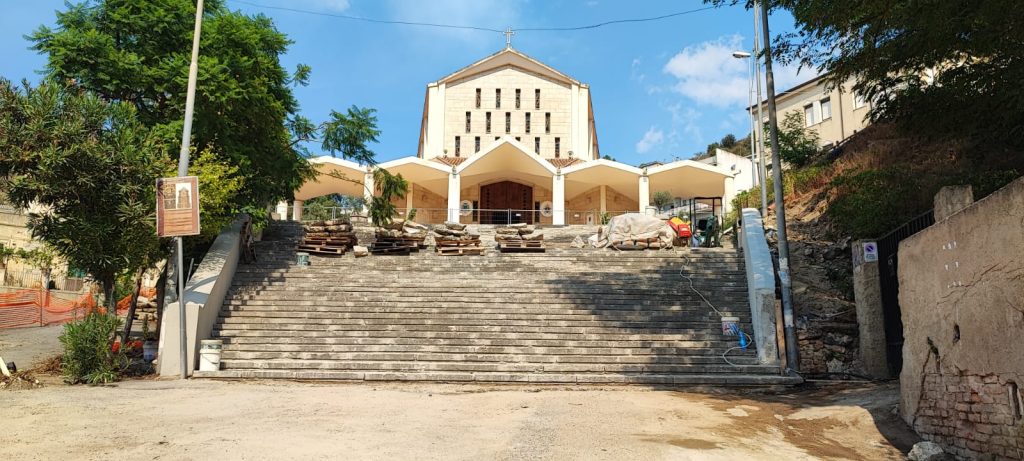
915,373 -> 1023,459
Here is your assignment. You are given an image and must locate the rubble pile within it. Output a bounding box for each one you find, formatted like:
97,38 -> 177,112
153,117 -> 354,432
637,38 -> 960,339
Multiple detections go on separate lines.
369,220 -> 428,255
299,220 -> 357,256
495,223 -> 545,252
433,221 -> 483,255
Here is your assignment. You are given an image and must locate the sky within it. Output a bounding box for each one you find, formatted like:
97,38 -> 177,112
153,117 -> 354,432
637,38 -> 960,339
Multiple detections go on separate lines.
0,0 -> 814,166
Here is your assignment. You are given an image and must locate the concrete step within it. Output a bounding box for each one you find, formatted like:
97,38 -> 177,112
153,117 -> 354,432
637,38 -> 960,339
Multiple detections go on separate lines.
215,359 -> 771,375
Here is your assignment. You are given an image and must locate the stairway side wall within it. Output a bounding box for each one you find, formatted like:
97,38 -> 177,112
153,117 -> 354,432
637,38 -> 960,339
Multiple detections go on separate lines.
739,208 -> 780,365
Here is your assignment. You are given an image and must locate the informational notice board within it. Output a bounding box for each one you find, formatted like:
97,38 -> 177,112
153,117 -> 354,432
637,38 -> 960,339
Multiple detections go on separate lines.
156,176 -> 200,237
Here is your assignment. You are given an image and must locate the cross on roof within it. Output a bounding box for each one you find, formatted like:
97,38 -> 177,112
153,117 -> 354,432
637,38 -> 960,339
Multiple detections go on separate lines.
504,27 -> 516,49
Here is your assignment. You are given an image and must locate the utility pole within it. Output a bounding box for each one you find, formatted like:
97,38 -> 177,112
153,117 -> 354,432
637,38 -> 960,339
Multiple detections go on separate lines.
175,0 -> 204,379
759,0 -> 800,372
752,0 -> 768,217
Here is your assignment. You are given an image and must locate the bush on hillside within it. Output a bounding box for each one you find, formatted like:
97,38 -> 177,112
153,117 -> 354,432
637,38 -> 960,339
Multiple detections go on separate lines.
59,312 -> 129,384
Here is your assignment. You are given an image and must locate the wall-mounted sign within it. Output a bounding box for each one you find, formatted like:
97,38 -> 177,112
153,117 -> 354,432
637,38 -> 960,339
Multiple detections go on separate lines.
156,176 -> 200,237
863,241 -> 879,263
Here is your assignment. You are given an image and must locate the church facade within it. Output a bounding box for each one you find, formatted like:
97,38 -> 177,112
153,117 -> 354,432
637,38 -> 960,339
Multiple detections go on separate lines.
288,47 -> 738,225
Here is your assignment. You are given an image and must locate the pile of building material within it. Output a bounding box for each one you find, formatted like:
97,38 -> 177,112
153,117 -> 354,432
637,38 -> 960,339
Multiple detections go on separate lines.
433,221 -> 483,255
369,220 -> 428,255
299,220 -> 357,256
495,223 -> 546,252
594,213 -> 674,251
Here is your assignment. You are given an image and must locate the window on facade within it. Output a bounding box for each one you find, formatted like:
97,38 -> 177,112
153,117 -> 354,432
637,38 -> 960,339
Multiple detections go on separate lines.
534,137 -> 540,154
474,136 -> 480,153
515,89 -> 521,109
820,98 -> 832,120
495,89 -> 501,109
454,136 -> 461,157
495,136 -> 500,141
554,137 -> 561,157
853,91 -> 867,109
535,89 -> 541,109
505,112 -> 511,133
515,136 -> 521,142
475,88 -> 481,109
465,112 -> 471,133
485,112 -> 491,133
545,112 -> 551,134
804,104 -> 815,127
525,113 -> 531,133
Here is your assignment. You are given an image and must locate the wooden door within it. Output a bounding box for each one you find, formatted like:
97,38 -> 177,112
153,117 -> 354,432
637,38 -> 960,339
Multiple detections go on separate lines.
480,181 -> 533,224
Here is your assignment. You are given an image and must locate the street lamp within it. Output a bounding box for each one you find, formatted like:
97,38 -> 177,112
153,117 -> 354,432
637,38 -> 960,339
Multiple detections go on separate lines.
732,50 -> 767,216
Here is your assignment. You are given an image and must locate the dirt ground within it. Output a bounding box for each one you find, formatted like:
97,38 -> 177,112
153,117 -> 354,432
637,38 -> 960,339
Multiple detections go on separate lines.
0,325 -> 63,371
1,379 -> 917,460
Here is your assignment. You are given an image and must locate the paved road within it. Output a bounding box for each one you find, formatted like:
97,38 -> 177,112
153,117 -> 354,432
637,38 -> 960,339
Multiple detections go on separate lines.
1,380 -> 917,460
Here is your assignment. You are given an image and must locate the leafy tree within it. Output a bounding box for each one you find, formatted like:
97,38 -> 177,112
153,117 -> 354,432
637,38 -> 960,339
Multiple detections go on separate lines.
0,80 -> 168,309
0,243 -> 16,285
185,148 -> 244,239
601,154 -> 617,161
652,191 -> 674,211
720,134 -> 737,148
770,111 -> 820,167
29,0 -> 312,217
320,106 -> 381,165
368,169 -> 409,227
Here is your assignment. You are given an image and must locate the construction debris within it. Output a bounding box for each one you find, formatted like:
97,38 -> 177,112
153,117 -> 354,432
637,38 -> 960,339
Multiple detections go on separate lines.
593,213 -> 674,250
370,220 -> 428,255
434,222 -> 482,256
495,224 -> 546,253
300,219 -> 357,256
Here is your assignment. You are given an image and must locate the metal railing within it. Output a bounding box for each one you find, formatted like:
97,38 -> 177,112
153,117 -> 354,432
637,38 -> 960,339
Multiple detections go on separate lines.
281,204 -> 643,226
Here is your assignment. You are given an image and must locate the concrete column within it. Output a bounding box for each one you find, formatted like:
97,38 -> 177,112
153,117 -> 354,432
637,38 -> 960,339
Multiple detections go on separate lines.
552,173 -> 565,226
405,183 -> 414,217
275,201 -> 288,221
362,171 -> 374,215
446,172 -> 461,223
638,175 -> 650,213
599,185 -> 607,214
933,185 -> 973,222
723,176 -> 736,219
291,200 -> 303,222
853,239 -> 889,379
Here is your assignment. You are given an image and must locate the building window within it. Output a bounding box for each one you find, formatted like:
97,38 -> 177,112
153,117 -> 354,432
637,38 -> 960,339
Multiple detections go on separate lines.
535,89 -> 541,109
853,91 -> 867,109
485,112 -> 491,133
454,136 -> 461,157
554,137 -> 560,157
804,104 -> 816,127
534,137 -> 540,154
474,136 -> 480,153
525,113 -> 531,133
475,88 -> 481,109
515,89 -> 521,109
820,98 -> 832,120
505,112 -> 511,133
495,136 -> 500,141
465,112 -> 471,133
545,112 -> 551,134
515,136 -> 521,142
495,89 -> 501,109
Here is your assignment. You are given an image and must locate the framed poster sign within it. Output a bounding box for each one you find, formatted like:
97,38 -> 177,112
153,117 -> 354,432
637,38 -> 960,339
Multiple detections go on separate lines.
156,176 -> 200,237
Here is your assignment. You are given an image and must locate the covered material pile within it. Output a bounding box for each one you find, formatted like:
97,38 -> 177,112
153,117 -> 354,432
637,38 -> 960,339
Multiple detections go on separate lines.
495,223 -> 546,252
593,213 -> 674,250
370,220 -> 428,255
433,221 -> 483,255
299,220 -> 357,256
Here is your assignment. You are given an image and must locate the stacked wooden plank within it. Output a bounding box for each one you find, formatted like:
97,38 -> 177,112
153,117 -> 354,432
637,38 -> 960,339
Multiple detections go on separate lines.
609,237 -> 666,251
495,223 -> 546,253
299,220 -> 356,256
369,220 -> 428,255
434,221 -> 483,256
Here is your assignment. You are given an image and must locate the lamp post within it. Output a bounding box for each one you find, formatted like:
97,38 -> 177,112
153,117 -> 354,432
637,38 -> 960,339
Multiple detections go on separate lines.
752,1 -> 769,218
732,51 -> 767,216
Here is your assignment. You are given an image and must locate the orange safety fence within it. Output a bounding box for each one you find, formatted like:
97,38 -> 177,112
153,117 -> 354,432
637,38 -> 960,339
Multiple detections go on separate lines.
0,287 -> 157,329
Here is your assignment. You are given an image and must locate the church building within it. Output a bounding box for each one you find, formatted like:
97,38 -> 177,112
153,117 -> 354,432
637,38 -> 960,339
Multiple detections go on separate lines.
288,46 -> 738,225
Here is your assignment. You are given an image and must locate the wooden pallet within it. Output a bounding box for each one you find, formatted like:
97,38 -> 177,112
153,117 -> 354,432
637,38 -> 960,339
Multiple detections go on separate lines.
436,246 -> 485,256
499,241 -> 546,253
435,238 -> 481,247
296,244 -> 347,256
302,237 -> 356,247
368,245 -> 412,256
375,236 -> 426,249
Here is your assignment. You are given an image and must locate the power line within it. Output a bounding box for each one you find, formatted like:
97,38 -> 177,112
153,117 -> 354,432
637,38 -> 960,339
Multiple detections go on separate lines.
228,0 -> 714,34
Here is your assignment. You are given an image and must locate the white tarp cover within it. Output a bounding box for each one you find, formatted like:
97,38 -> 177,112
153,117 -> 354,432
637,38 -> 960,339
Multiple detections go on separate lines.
594,213 -> 674,248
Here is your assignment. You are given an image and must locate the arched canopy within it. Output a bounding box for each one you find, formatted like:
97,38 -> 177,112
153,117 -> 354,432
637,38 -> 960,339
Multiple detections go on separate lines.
646,160 -> 731,200
295,157 -> 367,201
457,138 -> 556,187
562,159 -> 641,202
378,157 -> 451,197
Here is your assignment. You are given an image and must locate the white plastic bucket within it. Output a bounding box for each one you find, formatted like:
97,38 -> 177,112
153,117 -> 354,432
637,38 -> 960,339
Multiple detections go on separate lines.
721,317 -> 740,336
199,339 -> 223,372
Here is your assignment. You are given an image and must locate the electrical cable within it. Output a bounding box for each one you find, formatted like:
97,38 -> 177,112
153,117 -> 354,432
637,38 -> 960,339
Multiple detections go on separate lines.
229,0 -> 714,34
678,255 -> 756,368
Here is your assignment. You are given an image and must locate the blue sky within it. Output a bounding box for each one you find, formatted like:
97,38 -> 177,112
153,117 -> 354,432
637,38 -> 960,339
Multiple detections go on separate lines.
0,0 -> 812,166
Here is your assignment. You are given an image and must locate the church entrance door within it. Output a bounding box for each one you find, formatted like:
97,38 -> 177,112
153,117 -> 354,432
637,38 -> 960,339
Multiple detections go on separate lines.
480,181 -> 533,225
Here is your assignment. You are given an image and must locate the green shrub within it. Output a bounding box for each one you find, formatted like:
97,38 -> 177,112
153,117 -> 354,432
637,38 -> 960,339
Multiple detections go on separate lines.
827,168 -> 921,238
59,312 -> 129,384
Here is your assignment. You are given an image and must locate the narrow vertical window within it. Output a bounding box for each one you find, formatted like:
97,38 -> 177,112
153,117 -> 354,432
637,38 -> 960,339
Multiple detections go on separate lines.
455,136 -> 461,157
535,89 -> 541,109
515,89 -> 521,109
804,104 -> 815,126
505,112 -> 511,134
515,136 -> 521,142
474,136 -> 481,153
495,89 -> 501,109
534,137 -> 540,154
465,112 -> 471,133
485,112 -> 491,133
525,113 -> 531,133
554,137 -> 560,157
545,112 -> 551,134
475,88 -> 481,109
820,97 -> 832,120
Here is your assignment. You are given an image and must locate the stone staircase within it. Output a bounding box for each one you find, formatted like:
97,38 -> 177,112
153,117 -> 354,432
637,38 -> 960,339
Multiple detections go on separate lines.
195,222 -> 799,386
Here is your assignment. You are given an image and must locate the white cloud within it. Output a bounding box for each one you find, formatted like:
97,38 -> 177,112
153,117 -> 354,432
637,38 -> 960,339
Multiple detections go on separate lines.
663,35 -> 750,108
630,58 -> 646,83
635,126 -> 665,154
